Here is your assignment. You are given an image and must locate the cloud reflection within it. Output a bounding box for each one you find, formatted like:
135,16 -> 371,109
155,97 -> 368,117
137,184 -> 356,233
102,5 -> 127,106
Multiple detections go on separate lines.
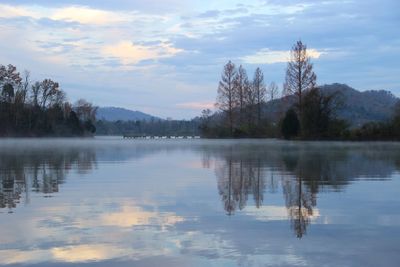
0,139 -> 400,266
100,205 -> 184,228
52,244 -> 129,262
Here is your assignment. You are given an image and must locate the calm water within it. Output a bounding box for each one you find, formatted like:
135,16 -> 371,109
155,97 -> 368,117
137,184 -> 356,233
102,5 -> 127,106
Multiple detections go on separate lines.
0,138 -> 399,267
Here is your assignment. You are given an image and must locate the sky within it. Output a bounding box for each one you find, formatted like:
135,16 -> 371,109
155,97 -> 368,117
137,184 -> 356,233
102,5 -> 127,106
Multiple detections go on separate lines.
0,0 -> 399,119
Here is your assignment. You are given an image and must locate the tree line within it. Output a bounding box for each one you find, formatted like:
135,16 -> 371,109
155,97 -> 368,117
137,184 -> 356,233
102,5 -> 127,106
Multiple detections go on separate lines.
200,40 -> 400,140
202,62 -> 280,137
0,64 -> 97,137
95,118 -> 200,136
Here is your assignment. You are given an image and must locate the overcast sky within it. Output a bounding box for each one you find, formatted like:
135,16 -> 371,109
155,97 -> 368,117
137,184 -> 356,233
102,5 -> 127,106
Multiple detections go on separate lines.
0,0 -> 399,119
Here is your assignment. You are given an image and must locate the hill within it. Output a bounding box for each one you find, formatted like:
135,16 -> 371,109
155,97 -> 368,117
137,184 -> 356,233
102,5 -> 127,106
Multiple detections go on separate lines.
321,84 -> 398,126
263,83 -> 399,127
96,107 -> 159,121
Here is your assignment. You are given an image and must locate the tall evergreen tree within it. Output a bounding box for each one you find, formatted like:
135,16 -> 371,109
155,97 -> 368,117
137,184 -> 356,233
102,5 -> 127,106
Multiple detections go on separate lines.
281,108 -> 300,139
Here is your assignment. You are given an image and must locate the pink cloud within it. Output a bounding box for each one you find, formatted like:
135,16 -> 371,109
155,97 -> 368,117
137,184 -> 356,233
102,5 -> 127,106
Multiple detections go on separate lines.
176,101 -> 215,110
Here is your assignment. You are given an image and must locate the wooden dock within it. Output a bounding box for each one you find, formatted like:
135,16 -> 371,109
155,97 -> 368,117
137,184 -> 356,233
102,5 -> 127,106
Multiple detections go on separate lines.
123,134 -> 201,139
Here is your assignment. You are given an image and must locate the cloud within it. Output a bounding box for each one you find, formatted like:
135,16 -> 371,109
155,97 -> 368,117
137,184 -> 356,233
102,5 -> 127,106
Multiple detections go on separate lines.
260,2 -> 313,15
50,6 -> 129,25
198,10 -> 220,18
176,101 -> 215,110
0,4 -> 41,19
0,0 -> 190,13
0,249 -> 50,265
0,4 -> 156,26
52,244 -> 129,262
102,41 -> 183,65
241,48 -> 325,64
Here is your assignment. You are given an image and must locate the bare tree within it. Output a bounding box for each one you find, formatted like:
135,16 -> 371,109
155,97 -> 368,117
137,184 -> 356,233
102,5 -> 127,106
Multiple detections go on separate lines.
0,64 -> 22,103
13,70 -> 30,128
31,81 -> 41,107
244,77 -> 256,128
74,99 -> 97,122
200,109 -> 212,133
15,70 -> 30,105
201,108 -> 212,118
217,61 -> 237,135
233,65 -> 249,127
63,102 -> 73,118
267,82 -> 279,101
39,79 -> 61,108
0,64 -> 22,86
30,79 -> 65,108
252,67 -> 266,125
284,40 -> 317,116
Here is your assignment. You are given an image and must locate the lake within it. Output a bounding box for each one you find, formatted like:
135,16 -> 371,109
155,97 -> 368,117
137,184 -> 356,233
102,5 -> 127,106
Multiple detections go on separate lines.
0,138 -> 399,267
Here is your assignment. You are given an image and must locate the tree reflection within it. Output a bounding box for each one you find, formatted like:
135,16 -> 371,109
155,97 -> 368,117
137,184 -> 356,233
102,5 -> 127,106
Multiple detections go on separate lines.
216,149 -> 266,215
0,148 -> 96,211
282,176 -> 315,238
281,152 -> 315,238
214,143 -> 400,238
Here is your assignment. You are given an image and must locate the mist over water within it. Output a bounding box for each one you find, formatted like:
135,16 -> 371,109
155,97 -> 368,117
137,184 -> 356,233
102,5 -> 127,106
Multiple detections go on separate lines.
0,138 -> 399,267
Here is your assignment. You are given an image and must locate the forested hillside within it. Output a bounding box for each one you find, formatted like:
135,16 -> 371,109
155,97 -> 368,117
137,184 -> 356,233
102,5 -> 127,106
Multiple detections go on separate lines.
262,83 -> 399,127
97,107 -> 158,121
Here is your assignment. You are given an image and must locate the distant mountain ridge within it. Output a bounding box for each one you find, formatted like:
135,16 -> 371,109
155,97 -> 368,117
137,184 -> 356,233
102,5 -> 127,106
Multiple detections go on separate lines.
263,83 -> 399,127
97,107 -> 160,121
97,84 -> 399,127
320,84 -> 398,126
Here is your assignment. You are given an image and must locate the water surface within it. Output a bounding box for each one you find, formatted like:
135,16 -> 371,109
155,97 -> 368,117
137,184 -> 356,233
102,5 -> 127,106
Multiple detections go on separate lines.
0,138 -> 399,267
